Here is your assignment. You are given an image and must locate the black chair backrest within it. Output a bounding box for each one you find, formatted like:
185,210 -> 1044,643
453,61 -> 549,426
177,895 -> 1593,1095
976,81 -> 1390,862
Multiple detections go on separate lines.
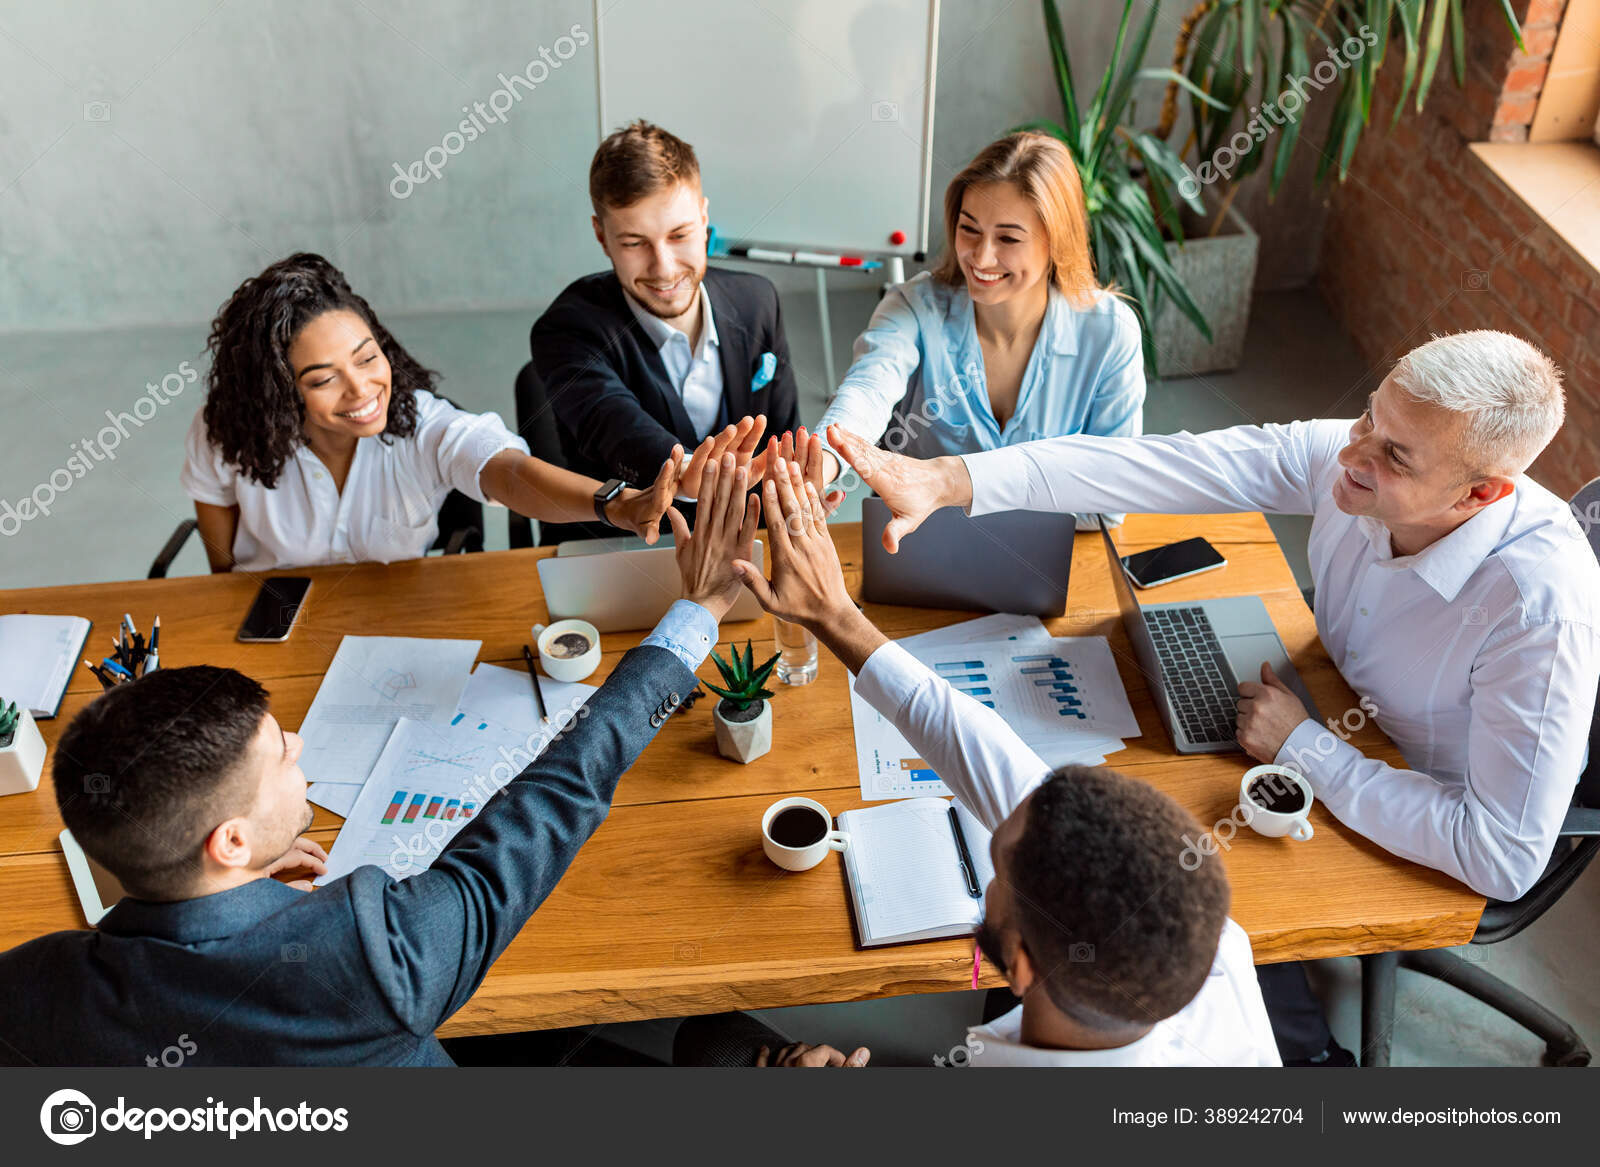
511,362 -> 594,547
1572,476 -> 1600,811
430,489 -> 484,554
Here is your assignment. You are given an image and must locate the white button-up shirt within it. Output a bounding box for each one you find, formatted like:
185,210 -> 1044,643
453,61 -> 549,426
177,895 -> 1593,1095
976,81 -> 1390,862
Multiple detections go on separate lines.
181,389 -> 527,572
625,283 -> 723,440
854,639 -> 1280,1067
964,420 -> 1600,901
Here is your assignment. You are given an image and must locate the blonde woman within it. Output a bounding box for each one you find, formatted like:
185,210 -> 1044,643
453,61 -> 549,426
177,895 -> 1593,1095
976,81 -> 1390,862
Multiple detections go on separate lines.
816,133 -> 1144,511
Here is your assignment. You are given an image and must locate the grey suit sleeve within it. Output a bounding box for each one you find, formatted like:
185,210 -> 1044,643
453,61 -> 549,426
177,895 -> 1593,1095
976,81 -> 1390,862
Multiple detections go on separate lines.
347,644 -> 695,1035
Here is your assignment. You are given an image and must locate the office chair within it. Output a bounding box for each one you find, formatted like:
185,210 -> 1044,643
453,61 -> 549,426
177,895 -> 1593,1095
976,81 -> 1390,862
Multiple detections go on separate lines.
1359,475 -> 1600,1067
146,490 -> 485,578
510,360 -> 608,548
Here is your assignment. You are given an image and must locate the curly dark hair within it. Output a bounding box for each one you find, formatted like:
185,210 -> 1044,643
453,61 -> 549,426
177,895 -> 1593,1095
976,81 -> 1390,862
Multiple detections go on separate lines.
1009,765 -> 1231,1025
202,252 -> 437,487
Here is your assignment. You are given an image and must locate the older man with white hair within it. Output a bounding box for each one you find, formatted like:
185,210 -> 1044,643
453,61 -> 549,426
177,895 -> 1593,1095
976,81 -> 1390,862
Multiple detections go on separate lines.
827,330 -> 1600,1065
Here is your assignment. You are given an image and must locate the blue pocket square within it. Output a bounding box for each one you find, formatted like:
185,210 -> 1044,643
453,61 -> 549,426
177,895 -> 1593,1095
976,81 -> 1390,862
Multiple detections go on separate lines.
750,351 -> 777,391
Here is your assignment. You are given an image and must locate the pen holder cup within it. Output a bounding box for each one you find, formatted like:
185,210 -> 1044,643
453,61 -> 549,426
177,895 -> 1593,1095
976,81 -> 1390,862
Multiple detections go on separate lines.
534,620 -> 602,683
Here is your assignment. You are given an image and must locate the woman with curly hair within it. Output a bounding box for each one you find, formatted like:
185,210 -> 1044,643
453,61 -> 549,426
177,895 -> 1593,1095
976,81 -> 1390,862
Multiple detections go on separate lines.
182,253 -> 759,572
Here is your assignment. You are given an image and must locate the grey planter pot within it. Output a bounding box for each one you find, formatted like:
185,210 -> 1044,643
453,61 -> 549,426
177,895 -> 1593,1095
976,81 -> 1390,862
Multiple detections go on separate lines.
714,700 -> 772,764
1151,202 -> 1259,377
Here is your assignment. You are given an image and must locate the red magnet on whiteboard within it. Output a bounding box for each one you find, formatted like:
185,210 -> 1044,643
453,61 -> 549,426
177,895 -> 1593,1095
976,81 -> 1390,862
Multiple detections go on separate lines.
889,230 -> 906,246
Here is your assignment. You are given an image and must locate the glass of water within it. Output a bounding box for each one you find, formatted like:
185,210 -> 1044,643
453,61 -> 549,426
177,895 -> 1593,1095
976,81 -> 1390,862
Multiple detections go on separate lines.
772,616 -> 818,685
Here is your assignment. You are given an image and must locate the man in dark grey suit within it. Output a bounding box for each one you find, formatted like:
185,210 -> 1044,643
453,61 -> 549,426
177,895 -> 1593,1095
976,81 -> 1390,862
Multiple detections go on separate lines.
0,456 -> 762,1067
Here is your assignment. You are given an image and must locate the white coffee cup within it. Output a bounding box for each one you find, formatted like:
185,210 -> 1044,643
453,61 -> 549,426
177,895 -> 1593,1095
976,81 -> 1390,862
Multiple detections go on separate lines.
1239,764 -> 1316,842
534,619 -> 602,683
761,796 -> 849,872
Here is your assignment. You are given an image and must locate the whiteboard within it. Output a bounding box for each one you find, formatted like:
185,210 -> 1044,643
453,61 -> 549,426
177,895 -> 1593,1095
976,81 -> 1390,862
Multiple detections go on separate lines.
595,0 -> 938,257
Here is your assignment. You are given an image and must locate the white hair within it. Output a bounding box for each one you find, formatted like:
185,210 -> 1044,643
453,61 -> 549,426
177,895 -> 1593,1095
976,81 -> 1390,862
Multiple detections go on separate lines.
1390,331 -> 1564,474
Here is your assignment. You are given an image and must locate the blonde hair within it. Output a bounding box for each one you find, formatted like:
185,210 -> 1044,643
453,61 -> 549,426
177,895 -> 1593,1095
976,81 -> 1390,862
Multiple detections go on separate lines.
932,132 -> 1100,306
1391,331 -> 1565,473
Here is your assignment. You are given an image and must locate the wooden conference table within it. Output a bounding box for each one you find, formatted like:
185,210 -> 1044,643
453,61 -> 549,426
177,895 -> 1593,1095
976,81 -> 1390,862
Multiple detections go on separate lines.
0,515 -> 1484,1036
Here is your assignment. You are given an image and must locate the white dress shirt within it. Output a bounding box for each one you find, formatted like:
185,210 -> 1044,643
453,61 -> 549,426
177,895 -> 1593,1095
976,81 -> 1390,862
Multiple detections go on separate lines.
180,389 -> 528,572
854,639 -> 1281,1067
963,420 -> 1600,901
625,283 -> 724,440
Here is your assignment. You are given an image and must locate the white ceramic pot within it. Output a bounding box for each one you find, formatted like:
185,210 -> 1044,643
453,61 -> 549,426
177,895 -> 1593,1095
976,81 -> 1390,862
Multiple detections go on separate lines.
0,707 -> 46,796
714,699 -> 772,764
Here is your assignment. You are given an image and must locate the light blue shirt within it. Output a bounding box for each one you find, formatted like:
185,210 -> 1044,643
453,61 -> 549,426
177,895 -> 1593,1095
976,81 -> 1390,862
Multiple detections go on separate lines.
641,599 -> 718,672
625,283 -> 724,440
817,270 -> 1145,465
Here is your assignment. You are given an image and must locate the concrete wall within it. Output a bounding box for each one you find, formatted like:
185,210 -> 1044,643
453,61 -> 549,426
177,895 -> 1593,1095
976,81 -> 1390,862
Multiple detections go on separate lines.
0,0 -> 1329,336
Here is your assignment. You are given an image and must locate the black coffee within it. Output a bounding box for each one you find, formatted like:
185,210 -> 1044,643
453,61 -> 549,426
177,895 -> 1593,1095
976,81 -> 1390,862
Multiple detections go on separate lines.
1247,773 -> 1307,814
548,632 -> 592,659
769,806 -> 828,848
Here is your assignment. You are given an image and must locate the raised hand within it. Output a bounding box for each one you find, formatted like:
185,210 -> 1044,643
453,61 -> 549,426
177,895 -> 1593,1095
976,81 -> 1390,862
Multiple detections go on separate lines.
665,452 -> 761,623
826,424 -> 970,553
762,426 -> 841,516
676,415 -> 769,499
607,446 -> 686,543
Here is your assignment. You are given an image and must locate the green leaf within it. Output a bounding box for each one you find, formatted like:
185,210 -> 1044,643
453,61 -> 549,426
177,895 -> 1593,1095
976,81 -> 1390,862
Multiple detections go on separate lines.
1416,0 -> 1451,112
1040,0 -> 1080,136
704,681 -> 739,703
710,649 -> 740,689
753,689 -> 776,702
741,639 -> 754,677
1496,0 -> 1526,52
1449,0 -> 1466,87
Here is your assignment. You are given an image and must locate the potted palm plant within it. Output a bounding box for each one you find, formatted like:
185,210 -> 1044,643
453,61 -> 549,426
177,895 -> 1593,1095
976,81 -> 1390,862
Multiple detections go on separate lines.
0,700 -> 46,796
1018,0 -> 1224,377
706,640 -> 779,764
1149,0 -> 1524,373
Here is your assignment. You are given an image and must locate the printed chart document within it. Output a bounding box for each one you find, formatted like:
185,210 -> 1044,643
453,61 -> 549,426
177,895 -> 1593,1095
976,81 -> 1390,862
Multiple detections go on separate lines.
848,615 -> 1138,800
454,662 -> 596,737
838,797 -> 995,946
318,714 -> 553,884
301,636 -> 481,811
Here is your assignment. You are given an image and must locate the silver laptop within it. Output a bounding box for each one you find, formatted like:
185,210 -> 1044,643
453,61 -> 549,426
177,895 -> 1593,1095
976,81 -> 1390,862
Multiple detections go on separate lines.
861,497 -> 1076,617
1100,518 -> 1320,754
537,539 -> 765,632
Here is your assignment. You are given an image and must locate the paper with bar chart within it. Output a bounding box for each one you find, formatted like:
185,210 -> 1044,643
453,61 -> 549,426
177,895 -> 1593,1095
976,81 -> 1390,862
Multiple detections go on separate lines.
849,618 -> 1138,800
317,713 -> 549,884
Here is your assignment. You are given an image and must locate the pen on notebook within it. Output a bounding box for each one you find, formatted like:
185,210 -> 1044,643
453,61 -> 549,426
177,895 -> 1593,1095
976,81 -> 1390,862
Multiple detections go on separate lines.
522,644 -> 550,724
948,805 -> 981,898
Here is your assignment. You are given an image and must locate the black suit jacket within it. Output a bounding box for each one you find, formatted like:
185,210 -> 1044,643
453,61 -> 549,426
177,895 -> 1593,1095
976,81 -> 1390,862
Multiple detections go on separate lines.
529,267 -> 801,487
0,646 -> 694,1066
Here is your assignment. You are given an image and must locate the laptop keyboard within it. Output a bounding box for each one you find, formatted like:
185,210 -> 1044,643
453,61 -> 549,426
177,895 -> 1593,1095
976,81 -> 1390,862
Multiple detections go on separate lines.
1145,608 -> 1237,745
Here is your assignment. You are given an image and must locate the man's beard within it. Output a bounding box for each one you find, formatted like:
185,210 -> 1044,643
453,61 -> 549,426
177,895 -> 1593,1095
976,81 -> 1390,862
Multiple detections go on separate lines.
631,267 -> 703,319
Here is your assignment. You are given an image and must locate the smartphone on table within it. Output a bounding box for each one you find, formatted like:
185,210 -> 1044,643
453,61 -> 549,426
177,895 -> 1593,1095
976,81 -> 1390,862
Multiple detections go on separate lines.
237,577 -> 313,643
1120,538 -> 1226,589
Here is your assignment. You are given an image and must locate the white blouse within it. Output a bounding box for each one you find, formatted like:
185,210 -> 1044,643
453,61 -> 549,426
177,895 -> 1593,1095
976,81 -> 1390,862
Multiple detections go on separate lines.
180,390 -> 527,572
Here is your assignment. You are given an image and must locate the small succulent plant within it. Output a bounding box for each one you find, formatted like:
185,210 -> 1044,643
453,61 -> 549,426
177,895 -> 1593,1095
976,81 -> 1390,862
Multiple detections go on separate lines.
706,641 -> 780,712
0,701 -> 19,749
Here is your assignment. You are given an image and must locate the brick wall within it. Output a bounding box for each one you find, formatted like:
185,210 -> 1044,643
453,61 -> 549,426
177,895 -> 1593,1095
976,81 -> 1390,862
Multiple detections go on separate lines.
1317,0 -> 1598,498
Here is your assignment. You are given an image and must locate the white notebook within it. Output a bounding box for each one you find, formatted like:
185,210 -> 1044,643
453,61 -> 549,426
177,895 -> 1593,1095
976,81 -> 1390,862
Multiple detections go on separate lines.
838,797 -> 996,947
0,614 -> 92,718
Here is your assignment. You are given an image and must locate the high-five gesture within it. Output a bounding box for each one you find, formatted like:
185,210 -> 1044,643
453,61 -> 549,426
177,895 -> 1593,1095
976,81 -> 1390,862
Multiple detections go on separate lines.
675,415 -> 769,499
825,424 -> 972,553
734,458 -> 887,674
667,452 -> 761,622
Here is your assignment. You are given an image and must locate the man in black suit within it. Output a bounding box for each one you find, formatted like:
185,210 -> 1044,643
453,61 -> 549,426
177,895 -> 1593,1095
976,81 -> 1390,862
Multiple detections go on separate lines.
0,457 -> 761,1066
530,120 -> 801,498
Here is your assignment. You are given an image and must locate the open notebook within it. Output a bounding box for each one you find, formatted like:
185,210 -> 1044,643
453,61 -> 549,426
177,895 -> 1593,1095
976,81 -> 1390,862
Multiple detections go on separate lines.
0,614 -> 91,719
838,797 -> 995,947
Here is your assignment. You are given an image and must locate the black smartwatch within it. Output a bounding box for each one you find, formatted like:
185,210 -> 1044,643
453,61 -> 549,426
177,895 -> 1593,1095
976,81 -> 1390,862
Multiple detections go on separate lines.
593,478 -> 626,526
